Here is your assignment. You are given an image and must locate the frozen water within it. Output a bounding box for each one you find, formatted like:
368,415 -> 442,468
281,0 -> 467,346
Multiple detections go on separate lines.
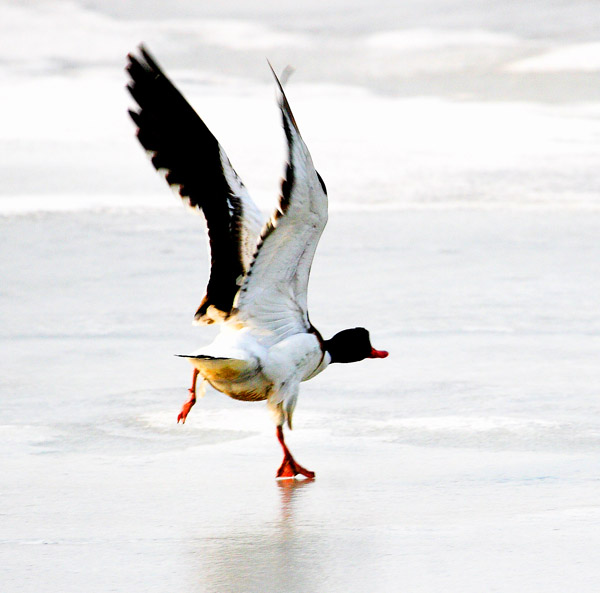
1,1 -> 600,592
3,208 -> 600,592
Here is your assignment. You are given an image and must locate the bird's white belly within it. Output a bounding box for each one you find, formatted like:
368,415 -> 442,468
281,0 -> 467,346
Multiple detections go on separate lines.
190,331 -> 325,402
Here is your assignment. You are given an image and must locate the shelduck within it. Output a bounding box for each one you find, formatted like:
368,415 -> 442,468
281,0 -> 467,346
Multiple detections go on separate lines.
126,47 -> 388,479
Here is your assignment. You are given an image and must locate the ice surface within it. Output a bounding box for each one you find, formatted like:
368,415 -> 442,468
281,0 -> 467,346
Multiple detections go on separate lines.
2,1 -> 600,592
3,208 -> 600,593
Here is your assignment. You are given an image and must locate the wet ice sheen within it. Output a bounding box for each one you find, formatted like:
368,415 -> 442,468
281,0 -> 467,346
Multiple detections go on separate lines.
3,208 -> 600,592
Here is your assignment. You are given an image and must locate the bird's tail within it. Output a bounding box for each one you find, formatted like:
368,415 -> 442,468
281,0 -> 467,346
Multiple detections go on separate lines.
175,354 -> 252,380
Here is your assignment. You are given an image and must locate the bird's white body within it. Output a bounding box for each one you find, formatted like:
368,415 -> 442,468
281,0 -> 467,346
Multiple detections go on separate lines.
188,325 -> 331,426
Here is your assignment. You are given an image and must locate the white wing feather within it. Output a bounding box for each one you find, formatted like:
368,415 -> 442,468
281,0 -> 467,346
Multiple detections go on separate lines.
217,145 -> 264,271
234,70 -> 328,342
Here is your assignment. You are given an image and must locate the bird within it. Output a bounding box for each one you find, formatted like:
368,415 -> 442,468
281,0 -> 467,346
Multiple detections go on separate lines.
125,46 -> 388,479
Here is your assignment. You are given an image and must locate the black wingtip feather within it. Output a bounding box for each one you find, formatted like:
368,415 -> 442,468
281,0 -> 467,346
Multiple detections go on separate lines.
126,45 -> 249,324
140,45 -> 161,72
128,108 -> 141,127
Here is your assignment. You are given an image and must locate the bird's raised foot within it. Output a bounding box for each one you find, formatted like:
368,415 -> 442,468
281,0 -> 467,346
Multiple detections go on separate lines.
177,390 -> 196,424
276,454 -> 315,480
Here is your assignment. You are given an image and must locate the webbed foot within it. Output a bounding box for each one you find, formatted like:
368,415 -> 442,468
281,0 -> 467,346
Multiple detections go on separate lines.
276,454 -> 315,479
177,389 -> 196,424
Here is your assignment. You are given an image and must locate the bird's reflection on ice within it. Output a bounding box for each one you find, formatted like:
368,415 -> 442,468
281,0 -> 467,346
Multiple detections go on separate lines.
191,478 -> 317,593
277,477 -> 315,523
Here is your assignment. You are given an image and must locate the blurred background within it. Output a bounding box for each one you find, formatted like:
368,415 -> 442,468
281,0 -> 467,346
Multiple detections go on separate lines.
1,0 -> 600,210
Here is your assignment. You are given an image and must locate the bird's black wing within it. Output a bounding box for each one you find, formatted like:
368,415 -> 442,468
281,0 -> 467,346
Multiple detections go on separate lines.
126,46 -> 263,324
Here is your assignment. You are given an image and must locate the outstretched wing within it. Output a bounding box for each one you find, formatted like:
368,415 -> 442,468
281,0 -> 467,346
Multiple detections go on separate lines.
233,64 -> 328,342
126,46 -> 264,324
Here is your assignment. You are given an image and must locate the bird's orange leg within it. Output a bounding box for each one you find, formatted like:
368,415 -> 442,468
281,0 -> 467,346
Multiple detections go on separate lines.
276,425 -> 315,479
177,368 -> 199,424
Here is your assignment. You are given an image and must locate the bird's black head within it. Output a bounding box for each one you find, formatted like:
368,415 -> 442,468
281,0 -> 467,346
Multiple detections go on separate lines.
323,327 -> 389,364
